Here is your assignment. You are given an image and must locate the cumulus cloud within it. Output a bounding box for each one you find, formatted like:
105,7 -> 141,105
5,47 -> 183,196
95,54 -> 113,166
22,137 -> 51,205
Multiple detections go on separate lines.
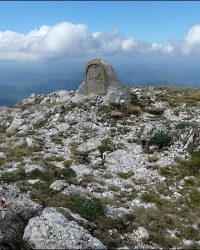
121,38 -> 137,51
0,21 -> 200,61
182,25 -> 200,54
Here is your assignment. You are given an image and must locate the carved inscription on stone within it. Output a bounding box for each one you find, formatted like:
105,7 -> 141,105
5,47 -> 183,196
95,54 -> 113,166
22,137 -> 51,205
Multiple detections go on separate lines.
87,65 -> 102,80
86,64 -> 106,95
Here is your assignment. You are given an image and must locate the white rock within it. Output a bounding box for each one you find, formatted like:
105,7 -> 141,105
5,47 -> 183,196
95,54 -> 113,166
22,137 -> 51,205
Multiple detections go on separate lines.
135,227 -> 149,239
26,137 -> 34,146
88,150 -> 101,160
70,164 -> 91,177
23,207 -> 106,249
56,123 -> 70,131
24,164 -> 45,174
28,179 -> 40,184
77,138 -> 102,152
6,117 -> 26,132
50,180 -> 68,191
62,184 -> 92,198
0,152 -> 6,158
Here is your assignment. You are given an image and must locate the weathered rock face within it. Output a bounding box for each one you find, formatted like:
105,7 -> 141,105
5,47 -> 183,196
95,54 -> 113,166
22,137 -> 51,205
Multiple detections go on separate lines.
23,207 -> 106,250
0,183 -> 41,250
0,208 -> 39,250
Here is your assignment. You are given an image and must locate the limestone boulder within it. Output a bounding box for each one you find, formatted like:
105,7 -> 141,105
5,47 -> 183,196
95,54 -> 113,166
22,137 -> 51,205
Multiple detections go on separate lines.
23,207 -> 106,249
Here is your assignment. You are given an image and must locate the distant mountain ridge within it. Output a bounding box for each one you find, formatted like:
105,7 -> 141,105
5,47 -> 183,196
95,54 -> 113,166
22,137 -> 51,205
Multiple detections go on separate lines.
0,61 -> 200,106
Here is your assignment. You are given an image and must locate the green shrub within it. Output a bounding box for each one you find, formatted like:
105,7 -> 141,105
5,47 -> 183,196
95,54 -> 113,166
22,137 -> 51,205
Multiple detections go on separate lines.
0,172 -> 15,183
110,102 -> 124,109
131,93 -> 138,106
98,144 -> 113,155
149,132 -> 171,149
188,151 -> 200,175
72,196 -> 105,220
60,167 -> 76,178
182,226 -> 200,241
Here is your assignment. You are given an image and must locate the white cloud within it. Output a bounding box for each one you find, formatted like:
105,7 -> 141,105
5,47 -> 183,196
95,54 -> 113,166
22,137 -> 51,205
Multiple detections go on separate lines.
121,38 -> 137,51
0,22 -> 200,61
182,25 -> 200,54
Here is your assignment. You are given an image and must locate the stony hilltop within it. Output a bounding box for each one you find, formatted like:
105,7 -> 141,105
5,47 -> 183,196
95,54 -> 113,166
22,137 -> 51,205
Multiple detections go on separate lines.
0,84 -> 200,249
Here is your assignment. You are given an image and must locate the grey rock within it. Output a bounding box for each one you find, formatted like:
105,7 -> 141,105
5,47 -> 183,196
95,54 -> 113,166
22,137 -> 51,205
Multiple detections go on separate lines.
0,208 -> 40,250
23,207 -> 106,249
101,81 -> 132,104
50,180 -> 68,191
0,183 -> 41,250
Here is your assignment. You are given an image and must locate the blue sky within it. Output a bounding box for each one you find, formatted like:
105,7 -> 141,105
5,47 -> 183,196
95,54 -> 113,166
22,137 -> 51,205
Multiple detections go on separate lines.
1,1 -> 200,44
0,1 -> 200,64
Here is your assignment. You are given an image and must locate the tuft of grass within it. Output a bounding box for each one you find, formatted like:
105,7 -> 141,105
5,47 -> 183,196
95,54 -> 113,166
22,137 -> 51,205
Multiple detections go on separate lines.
63,160 -> 73,167
140,191 -> 161,204
148,155 -> 159,162
175,121 -> 194,129
0,172 -> 15,183
108,185 -> 121,192
117,170 -> 134,179
103,173 -> 113,179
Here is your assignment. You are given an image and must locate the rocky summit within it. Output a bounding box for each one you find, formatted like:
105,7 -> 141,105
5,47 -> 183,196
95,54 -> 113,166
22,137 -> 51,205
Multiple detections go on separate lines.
0,84 -> 200,249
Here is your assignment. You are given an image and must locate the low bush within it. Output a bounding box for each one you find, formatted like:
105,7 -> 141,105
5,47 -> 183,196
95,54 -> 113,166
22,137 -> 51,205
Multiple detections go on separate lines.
149,132 -> 171,149
60,167 -> 76,178
0,172 -> 15,183
131,93 -> 138,106
71,195 -> 105,220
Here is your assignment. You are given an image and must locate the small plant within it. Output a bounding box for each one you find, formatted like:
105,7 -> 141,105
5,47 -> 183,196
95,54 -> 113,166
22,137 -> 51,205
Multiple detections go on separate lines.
175,121 -> 193,129
131,93 -> 138,106
108,185 -> 121,192
149,132 -> 171,149
148,155 -> 159,162
63,160 -> 72,168
71,196 -> 105,220
0,172 -> 15,183
140,191 -> 161,204
188,151 -> 200,175
60,167 -> 76,178
117,170 -> 134,179
103,173 -> 113,179
122,103 -> 142,115
110,102 -> 124,110
98,139 -> 114,155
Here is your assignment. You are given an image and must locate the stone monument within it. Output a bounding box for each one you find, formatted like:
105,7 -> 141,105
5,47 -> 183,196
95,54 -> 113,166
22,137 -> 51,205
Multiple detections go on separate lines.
73,58 -> 132,104
84,59 -> 117,95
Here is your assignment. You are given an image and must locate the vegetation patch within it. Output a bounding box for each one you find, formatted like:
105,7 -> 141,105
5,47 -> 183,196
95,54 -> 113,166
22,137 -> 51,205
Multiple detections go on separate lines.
149,132 -> 171,149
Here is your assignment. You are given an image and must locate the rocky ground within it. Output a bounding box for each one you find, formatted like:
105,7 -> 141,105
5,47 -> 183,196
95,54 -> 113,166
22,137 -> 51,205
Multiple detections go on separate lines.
0,85 -> 200,249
